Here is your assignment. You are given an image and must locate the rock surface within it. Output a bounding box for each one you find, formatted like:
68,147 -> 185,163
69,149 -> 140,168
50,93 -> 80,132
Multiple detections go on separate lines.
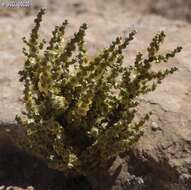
0,1 -> 191,190
2,0 -> 191,22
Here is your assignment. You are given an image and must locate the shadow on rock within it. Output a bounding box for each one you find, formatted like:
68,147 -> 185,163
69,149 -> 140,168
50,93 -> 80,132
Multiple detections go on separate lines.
0,145 -> 92,190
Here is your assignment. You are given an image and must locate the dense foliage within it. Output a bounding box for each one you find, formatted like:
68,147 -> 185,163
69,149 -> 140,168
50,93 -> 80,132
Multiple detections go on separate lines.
16,9 -> 182,176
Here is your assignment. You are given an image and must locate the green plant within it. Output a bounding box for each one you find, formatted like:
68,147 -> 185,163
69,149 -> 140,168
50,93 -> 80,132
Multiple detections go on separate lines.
16,9 -> 182,177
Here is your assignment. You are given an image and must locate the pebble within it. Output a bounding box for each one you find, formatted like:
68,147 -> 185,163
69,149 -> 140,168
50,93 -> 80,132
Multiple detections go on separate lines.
151,121 -> 161,131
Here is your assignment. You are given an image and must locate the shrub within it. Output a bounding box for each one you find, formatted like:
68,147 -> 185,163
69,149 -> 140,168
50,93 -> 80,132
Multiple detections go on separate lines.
15,9 -> 182,177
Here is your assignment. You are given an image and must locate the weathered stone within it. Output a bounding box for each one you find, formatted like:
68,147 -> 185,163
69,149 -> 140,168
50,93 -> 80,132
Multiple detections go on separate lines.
0,186 -> 5,190
0,1 -> 191,190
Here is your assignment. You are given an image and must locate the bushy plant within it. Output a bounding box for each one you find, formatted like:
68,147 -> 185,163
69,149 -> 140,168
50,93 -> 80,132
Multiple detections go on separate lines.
16,9 -> 182,176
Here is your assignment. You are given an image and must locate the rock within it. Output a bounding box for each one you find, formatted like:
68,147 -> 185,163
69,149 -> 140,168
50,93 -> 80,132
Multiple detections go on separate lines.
150,0 -> 191,23
30,0 -> 49,9
0,186 -> 5,190
2,186 -> 34,190
0,1 -> 191,190
95,0 -> 191,23
178,173 -> 191,189
151,121 -> 161,131
1,0 -> 191,24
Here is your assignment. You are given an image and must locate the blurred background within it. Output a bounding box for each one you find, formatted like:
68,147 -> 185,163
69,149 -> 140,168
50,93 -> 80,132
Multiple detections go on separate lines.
0,0 -> 191,23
